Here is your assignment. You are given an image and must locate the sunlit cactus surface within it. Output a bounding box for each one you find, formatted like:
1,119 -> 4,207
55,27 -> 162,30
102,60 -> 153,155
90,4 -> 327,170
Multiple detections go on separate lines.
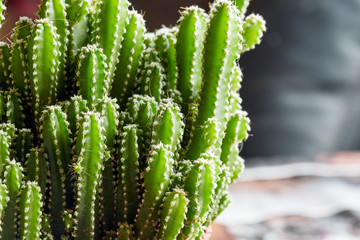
0,0 -> 265,239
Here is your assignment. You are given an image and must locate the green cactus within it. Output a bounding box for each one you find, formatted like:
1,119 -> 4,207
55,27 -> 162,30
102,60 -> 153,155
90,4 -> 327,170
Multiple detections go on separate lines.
155,27 -> 178,93
28,19 -> 60,124
93,0 -> 129,80
112,10 -> 145,108
10,39 -> 30,98
0,0 -> 264,239
156,189 -> 188,240
38,0 -> 70,101
76,45 -> 110,108
2,160 -> 23,239
14,128 -> 33,164
180,159 -> 216,239
0,180 -> 8,234
4,89 -> 26,129
12,17 -> 33,42
73,112 -> 106,239
25,148 -> 48,197
176,6 -> 207,117
18,181 -> 42,240
242,14 -> 266,52
0,1 -> 5,29
0,130 -> 11,174
0,42 -> 11,89
116,124 -> 140,224
135,144 -> 174,239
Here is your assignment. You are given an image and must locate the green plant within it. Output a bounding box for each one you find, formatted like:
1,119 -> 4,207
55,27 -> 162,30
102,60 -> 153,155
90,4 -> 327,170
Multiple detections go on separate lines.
0,0 -> 265,239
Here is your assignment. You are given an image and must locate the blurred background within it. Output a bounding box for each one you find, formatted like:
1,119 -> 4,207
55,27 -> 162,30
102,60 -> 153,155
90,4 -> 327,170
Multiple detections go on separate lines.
2,0 -> 360,239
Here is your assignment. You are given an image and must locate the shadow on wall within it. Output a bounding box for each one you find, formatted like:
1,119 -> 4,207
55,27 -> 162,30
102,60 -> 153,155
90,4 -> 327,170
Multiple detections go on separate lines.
241,0 -> 360,158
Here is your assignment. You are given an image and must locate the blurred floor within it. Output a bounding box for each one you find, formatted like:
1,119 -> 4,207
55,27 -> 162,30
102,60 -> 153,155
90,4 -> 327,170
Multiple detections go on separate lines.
214,153 -> 360,240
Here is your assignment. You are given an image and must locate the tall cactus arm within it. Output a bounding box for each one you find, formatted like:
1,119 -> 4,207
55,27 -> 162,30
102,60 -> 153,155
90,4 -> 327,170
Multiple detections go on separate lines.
73,112 -> 106,240
0,0 -> 5,29
0,130 -> 11,175
156,189 -> 188,240
152,99 -> 184,154
175,7 -> 207,145
0,180 -> 8,235
185,118 -> 220,160
96,97 -> 119,232
76,45 -> 109,108
228,66 -> 243,115
205,165 -> 231,224
25,148 -> 48,197
38,0 -> 70,101
116,124 -> 140,224
220,111 -> 249,182
2,159 -> 23,240
180,159 -> 215,239
19,181 -> 42,240
10,40 -> 30,98
187,0 -> 242,158
126,95 -> 157,161
0,92 -> 4,121
138,51 -> 164,102
242,14 -> 266,53
112,10 -> 145,108
98,155 -> 115,235
14,128 -> 33,164
198,0 -> 242,128
40,106 -> 72,237
28,19 -> 60,123
155,27 -> 178,92
10,17 -> 33,96
66,0 -> 88,24
135,144 -> 173,239
4,89 -> 26,128
96,97 -> 119,151
116,223 -> 134,240
210,191 -> 231,223
176,6 -> 207,110
12,17 -> 33,42
0,42 -> 11,89
64,96 -> 88,136
231,0 -> 250,18
66,3 -> 93,97
94,0 -> 129,80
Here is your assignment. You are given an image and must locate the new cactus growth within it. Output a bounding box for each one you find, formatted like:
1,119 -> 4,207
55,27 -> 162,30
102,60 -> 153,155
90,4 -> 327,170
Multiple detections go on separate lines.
0,0 -> 265,239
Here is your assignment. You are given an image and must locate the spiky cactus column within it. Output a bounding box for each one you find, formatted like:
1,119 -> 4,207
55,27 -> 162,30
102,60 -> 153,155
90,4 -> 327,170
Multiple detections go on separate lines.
0,0 -> 265,239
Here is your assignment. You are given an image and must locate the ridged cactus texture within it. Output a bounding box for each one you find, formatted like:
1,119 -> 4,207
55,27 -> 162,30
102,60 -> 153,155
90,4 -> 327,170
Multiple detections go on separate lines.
0,0 -> 265,239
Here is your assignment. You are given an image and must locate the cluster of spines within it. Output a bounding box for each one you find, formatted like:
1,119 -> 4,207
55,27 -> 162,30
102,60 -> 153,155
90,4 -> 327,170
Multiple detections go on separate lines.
0,0 -> 265,239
